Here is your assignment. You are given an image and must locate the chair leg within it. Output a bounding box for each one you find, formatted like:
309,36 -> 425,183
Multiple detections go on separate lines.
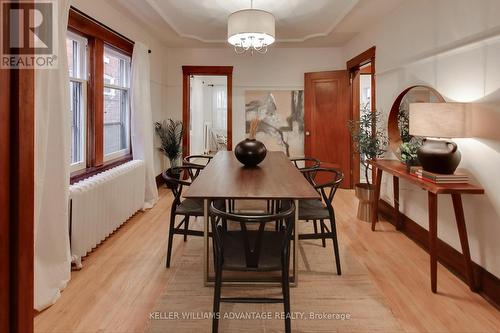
212,260 -> 223,333
281,258 -> 291,333
313,220 -> 318,235
166,212 -> 176,268
320,219 -> 326,248
329,217 -> 341,275
184,215 -> 190,242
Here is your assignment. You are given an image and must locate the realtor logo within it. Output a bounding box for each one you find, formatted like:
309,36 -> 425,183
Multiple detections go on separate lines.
1,0 -> 58,68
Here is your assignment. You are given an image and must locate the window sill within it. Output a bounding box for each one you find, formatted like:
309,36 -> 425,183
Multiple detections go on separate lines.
70,154 -> 133,185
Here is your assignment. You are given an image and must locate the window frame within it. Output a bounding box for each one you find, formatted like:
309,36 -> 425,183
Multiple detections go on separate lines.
103,45 -> 131,162
67,31 -> 88,173
68,7 -> 134,184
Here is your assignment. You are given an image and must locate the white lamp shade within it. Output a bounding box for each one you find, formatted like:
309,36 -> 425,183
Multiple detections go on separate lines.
409,103 -> 471,138
227,9 -> 275,47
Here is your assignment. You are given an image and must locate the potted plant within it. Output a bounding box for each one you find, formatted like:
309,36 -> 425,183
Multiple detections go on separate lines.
348,106 -> 388,222
398,137 -> 422,173
155,119 -> 183,170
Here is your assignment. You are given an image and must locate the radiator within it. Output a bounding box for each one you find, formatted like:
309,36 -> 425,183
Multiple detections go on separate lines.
69,160 -> 145,268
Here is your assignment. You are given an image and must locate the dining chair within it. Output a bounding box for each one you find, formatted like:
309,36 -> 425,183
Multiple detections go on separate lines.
290,157 -> 321,171
162,165 -> 205,268
278,156 -> 322,231
209,200 -> 296,333
263,158 -> 320,219
297,167 -> 344,275
183,154 -> 213,168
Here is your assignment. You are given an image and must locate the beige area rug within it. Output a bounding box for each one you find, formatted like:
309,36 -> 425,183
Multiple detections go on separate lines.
146,220 -> 403,333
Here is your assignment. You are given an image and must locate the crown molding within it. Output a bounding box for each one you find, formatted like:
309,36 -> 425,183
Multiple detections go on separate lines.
144,0 -> 360,44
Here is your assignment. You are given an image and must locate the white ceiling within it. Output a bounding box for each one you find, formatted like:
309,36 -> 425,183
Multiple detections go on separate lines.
110,0 -> 404,47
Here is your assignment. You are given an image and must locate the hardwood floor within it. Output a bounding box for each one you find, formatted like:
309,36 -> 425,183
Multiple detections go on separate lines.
35,188 -> 500,333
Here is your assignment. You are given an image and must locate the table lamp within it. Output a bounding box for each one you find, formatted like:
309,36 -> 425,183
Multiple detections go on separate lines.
409,103 -> 470,174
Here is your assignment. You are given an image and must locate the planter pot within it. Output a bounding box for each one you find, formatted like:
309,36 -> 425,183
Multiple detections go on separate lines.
164,157 -> 181,189
234,138 -> 267,167
354,183 -> 375,222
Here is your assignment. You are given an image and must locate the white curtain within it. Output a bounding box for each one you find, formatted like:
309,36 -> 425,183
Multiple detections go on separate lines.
212,85 -> 227,131
131,42 -> 158,209
34,0 -> 72,311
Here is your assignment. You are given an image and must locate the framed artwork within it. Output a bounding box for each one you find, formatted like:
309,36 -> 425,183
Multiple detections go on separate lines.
245,90 -> 304,157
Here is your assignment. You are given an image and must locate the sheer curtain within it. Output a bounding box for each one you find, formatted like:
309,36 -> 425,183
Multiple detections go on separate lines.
34,0 -> 72,311
212,85 -> 227,131
131,42 -> 158,209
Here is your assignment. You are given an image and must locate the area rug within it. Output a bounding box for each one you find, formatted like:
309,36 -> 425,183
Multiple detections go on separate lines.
146,221 -> 403,333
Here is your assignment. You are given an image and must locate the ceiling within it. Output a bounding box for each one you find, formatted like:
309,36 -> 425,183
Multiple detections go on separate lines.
110,0 -> 404,47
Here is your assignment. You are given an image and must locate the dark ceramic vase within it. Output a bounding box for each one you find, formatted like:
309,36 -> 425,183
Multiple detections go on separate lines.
417,138 -> 461,174
234,138 -> 267,167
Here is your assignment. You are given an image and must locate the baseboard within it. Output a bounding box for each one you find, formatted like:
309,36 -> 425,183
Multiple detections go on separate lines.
378,199 -> 500,309
155,173 -> 164,188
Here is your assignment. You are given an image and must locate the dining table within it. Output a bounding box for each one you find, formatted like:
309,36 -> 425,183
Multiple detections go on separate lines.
183,151 -> 320,286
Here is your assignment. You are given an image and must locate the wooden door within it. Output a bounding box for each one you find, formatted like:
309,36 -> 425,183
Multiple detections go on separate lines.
304,70 -> 351,189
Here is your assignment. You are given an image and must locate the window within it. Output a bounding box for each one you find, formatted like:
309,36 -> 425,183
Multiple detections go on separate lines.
103,46 -> 130,160
68,7 -> 134,183
66,31 -> 88,172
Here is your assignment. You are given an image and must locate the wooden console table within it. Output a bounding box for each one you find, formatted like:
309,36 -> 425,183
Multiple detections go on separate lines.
369,159 -> 484,293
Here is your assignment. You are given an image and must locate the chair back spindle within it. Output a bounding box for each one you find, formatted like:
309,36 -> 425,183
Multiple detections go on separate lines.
210,201 -> 295,271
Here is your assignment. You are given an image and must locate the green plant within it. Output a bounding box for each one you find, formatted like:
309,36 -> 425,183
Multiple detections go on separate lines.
398,138 -> 422,165
348,106 -> 388,185
154,119 -> 183,167
397,98 -> 412,143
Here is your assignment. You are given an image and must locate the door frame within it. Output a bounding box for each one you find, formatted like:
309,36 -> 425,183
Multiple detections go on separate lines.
182,66 -> 233,157
304,70 -> 352,189
0,39 -> 35,333
346,46 -> 376,187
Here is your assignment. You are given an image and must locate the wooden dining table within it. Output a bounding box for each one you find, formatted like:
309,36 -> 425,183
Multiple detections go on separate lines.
183,151 -> 320,286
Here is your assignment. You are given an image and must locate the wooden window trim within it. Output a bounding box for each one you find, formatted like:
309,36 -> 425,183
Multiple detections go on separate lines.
0,33 -> 35,333
70,154 -> 133,184
68,7 -> 133,56
68,7 -> 134,184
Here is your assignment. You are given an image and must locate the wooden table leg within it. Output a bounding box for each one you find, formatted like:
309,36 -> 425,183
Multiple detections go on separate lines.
393,176 -> 401,230
371,167 -> 383,231
428,192 -> 438,293
451,194 -> 477,292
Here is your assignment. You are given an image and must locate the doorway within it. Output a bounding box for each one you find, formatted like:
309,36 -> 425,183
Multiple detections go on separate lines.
182,66 -> 233,157
358,63 -> 374,183
304,70 -> 351,189
189,75 -> 228,155
347,46 -> 376,187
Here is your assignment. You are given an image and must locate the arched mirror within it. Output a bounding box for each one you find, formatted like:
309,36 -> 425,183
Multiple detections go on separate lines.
388,85 -> 445,159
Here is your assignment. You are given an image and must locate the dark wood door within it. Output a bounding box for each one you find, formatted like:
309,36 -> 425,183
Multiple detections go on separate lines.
304,70 -> 351,189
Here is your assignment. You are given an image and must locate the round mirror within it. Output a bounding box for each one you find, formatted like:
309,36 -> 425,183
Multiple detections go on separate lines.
388,85 -> 445,159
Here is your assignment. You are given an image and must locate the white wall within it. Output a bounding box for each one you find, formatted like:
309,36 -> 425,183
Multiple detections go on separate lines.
343,0 -> 500,277
164,47 -> 345,144
71,0 -> 169,175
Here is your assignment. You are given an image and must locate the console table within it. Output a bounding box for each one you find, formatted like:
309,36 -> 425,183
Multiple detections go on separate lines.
369,159 -> 484,293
